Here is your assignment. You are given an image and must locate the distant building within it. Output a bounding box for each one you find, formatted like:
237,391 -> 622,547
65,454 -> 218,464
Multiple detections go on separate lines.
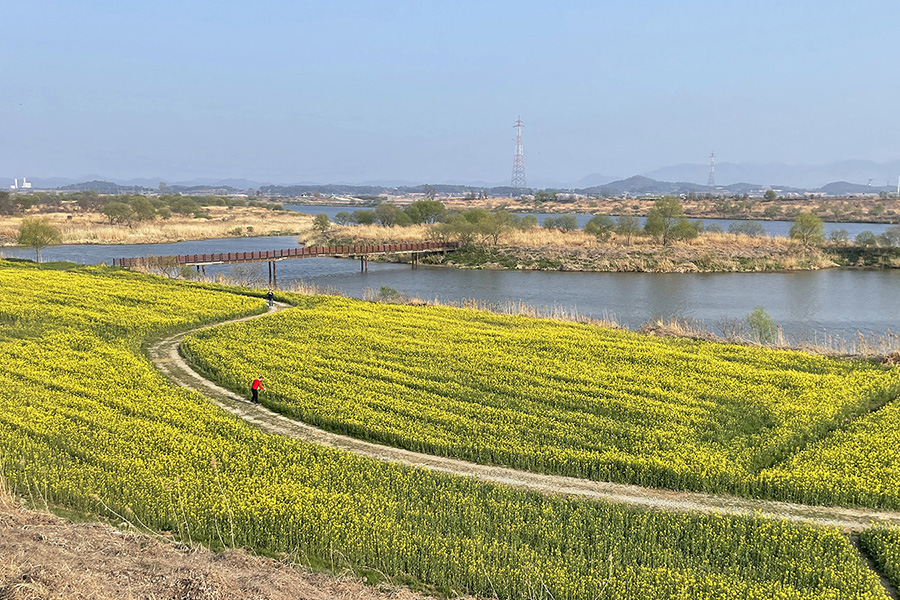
10,177 -> 32,190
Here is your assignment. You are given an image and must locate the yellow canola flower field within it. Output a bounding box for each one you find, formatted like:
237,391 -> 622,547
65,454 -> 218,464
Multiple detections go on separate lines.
0,261 -> 893,599
182,295 -> 900,506
859,526 -> 900,592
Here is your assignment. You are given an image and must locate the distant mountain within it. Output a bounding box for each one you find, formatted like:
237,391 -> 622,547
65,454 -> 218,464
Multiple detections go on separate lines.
575,173 -> 616,188
818,181 -> 894,195
59,180 -> 151,193
579,175 -> 711,196
644,160 -> 900,189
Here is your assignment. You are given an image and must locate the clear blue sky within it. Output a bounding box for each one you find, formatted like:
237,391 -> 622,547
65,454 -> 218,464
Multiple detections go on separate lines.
2,0 -> 898,185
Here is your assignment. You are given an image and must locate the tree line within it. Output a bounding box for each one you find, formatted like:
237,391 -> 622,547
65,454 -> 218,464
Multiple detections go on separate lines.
0,191 -> 283,223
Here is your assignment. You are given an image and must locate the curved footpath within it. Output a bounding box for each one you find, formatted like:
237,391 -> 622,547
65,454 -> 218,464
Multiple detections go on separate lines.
149,303 -> 900,533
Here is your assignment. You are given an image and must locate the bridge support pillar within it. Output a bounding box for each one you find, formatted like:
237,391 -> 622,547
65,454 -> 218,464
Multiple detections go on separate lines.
268,261 -> 272,287
360,256 -> 368,272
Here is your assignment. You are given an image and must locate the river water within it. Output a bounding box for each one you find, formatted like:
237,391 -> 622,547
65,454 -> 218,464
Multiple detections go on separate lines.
2,235 -> 897,342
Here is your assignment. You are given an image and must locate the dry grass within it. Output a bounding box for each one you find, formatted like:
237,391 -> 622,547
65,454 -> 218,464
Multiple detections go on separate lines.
0,207 -> 312,246
332,223 -> 803,250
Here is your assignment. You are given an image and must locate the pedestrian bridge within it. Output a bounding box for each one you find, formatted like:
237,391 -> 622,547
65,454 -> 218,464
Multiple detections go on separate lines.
111,241 -> 459,286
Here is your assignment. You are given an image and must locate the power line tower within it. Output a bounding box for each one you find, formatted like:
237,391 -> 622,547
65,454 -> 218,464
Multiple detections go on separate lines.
511,116 -> 526,189
707,152 -> 716,187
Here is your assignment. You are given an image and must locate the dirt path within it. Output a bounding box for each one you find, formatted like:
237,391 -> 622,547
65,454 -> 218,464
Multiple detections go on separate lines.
148,304 -> 900,534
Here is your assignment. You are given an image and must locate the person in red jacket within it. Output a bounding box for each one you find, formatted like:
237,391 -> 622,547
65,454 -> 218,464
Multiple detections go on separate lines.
250,376 -> 265,404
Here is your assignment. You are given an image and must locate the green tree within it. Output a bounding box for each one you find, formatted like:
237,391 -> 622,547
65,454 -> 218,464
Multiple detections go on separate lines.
404,200 -> 446,224
644,197 -> 696,245
101,201 -> 133,224
375,203 -> 401,226
17,217 -> 61,263
0,191 -> 16,216
828,228 -> 849,244
313,213 -> 331,232
746,306 -> 777,344
855,230 -> 878,247
615,215 -> 642,245
351,209 -> 377,225
519,214 -> 539,229
167,196 -> 201,216
334,211 -> 352,226
129,197 -> 157,222
788,212 -> 825,246
584,214 -> 615,241
543,214 -> 578,232
478,210 -> 516,245
877,225 -> 900,248
762,204 -> 782,218
728,221 -> 766,237
764,190 -> 777,202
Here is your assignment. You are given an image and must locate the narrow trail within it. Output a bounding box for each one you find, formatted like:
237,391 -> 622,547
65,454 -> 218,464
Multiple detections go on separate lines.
148,303 -> 900,534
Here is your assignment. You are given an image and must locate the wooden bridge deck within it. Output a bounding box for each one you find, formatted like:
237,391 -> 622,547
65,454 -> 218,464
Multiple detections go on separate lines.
112,241 -> 458,268
111,242 -> 458,286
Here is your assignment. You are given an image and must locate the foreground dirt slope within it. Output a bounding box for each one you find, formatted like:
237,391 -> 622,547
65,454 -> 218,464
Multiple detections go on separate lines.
0,497 -> 435,600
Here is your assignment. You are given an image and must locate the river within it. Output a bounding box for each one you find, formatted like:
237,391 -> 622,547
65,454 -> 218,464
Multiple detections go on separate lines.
2,235 -> 897,342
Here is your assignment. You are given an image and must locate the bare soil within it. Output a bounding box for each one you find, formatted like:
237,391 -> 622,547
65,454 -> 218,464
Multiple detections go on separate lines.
0,494 -> 434,600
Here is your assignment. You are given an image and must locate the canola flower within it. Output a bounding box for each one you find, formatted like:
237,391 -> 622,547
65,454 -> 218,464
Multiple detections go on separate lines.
0,261 -> 893,599
859,526 -> 900,591
182,295 -> 900,506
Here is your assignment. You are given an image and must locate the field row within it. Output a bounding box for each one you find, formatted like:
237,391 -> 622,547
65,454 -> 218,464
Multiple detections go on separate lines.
182,296 -> 900,507
0,261 -> 892,599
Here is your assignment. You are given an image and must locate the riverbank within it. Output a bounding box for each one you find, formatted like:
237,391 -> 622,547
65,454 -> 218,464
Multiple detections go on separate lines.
0,206 -> 312,246
319,225 -> 854,273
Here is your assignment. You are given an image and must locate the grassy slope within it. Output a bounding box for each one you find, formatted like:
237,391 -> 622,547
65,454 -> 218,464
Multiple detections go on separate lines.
0,261 -> 890,599
182,295 -> 900,507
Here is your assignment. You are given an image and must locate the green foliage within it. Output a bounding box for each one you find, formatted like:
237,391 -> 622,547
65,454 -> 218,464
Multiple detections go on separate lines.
375,203 -> 401,226
615,215 -> 642,244
746,306 -> 777,344
351,209 -> 377,225
855,231 -> 879,247
519,214 -> 539,229
0,191 -> 16,216
431,209 -> 516,247
764,190 -> 778,202
584,214 -> 615,241
167,196 -> 201,216
17,217 -> 62,263
763,204 -> 782,218
543,214 -> 578,232
728,221 -> 766,237
312,213 -> 331,232
789,213 -> 825,245
334,211 -> 352,225
828,228 -> 849,244
404,200 -> 446,224
878,225 -> 900,248
644,197 -> 696,245
101,201 -> 133,224
128,197 -> 157,221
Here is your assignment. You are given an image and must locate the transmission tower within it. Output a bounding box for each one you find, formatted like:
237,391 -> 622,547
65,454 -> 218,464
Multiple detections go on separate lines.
707,152 -> 716,187
511,116 -> 526,189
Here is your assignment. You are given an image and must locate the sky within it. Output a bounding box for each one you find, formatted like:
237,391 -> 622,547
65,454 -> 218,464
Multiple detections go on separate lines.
2,0 -> 899,186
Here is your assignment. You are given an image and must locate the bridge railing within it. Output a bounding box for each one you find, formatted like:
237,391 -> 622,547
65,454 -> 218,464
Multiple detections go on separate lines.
112,241 -> 458,268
